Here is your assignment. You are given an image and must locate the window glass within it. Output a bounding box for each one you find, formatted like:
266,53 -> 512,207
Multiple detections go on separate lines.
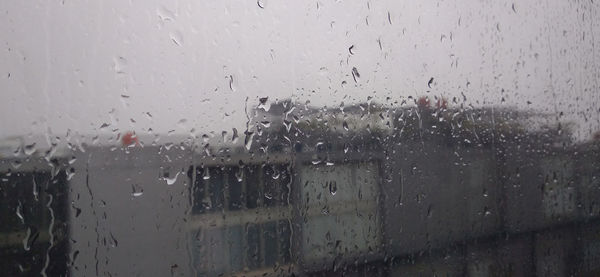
1,1 -> 600,276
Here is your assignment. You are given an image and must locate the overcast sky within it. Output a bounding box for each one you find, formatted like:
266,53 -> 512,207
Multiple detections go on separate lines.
1,0 -> 599,147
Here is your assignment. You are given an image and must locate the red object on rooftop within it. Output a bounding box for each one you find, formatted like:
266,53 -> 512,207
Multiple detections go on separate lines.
122,131 -> 139,147
417,96 -> 430,108
436,97 -> 448,110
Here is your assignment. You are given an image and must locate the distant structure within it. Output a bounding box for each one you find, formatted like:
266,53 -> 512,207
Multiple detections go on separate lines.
1,98 -> 599,276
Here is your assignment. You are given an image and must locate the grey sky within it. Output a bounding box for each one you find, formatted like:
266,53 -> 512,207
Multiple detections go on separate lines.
1,0 -> 599,146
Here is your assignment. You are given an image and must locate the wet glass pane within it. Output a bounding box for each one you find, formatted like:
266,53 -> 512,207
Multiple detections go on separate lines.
2,1 -> 600,276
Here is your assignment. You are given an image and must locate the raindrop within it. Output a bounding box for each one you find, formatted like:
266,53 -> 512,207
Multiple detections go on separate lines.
319,67 -> 328,75
348,45 -> 355,55
427,77 -> 434,88
271,170 -> 280,180
67,168 -> 75,181
484,207 -> 492,216
131,184 -> 144,197
227,75 -> 235,91
32,176 -> 38,201
260,121 -> 271,128
11,160 -> 22,169
24,143 -> 36,156
157,6 -> 176,22
235,168 -> 243,182
170,31 -> 183,46
110,232 -> 118,248
283,120 -> 292,132
161,171 -> 180,185
113,56 -> 127,75
351,67 -> 360,83
70,250 -> 80,265
13,145 -> 22,157
342,121 -> 349,131
203,169 -> 211,180
232,128 -> 239,143
257,0 -> 267,9
22,228 -> 31,251
221,131 -> 227,142
16,201 -> 25,224
258,97 -> 269,111
22,227 -> 38,251
329,181 -> 337,196
244,131 -> 254,150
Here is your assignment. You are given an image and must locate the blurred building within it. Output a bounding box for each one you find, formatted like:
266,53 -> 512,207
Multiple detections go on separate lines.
1,100 -> 599,276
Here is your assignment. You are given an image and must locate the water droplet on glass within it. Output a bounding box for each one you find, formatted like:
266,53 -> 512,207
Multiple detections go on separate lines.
329,181 -> 337,196
113,56 -> 127,75
170,31 -> 183,46
161,171 -> 180,185
351,67 -> 360,83
319,67 -> 328,76
342,121 -> 349,131
427,77 -> 434,88
157,6 -> 176,22
202,170 -> 211,180
235,168 -> 244,182
227,75 -> 236,91
283,120 -> 292,132
258,97 -> 269,111
261,121 -> 271,128
231,128 -> 239,143
131,184 -> 144,197
244,131 -> 254,150
67,169 -> 75,181
257,0 -> 267,9
22,227 -> 32,251
16,201 -> 25,224
271,170 -> 280,180
11,160 -> 22,169
484,207 -> 492,216
24,143 -> 36,156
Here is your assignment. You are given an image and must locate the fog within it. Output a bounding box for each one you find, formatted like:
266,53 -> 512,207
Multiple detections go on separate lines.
1,0 -> 599,145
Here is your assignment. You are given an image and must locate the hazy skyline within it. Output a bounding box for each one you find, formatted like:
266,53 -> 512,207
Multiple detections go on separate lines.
2,0 -> 599,147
